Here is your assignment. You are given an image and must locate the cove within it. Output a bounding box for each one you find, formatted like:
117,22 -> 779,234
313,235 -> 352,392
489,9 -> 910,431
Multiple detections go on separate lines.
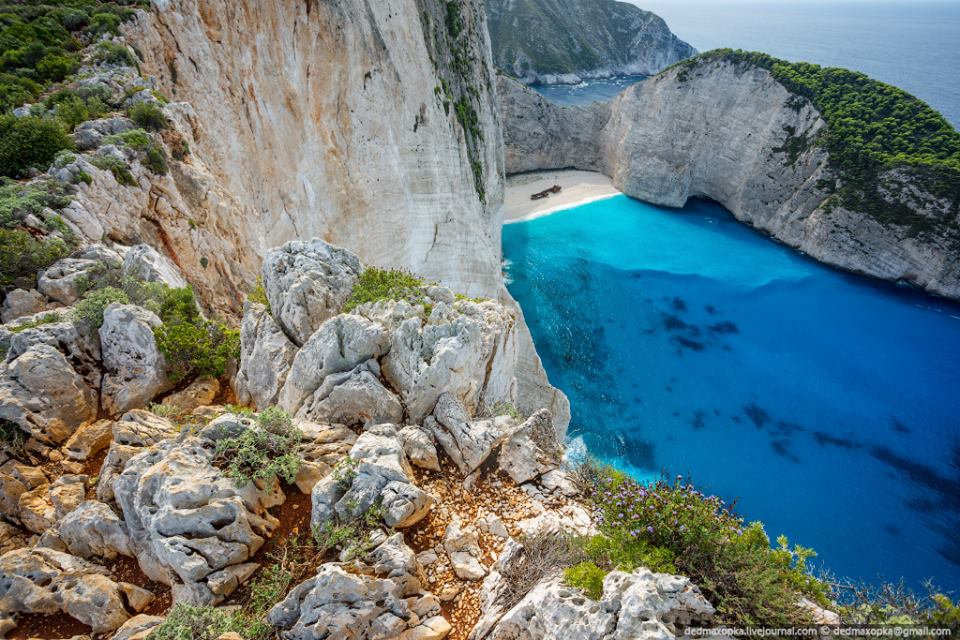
502,194 -> 960,591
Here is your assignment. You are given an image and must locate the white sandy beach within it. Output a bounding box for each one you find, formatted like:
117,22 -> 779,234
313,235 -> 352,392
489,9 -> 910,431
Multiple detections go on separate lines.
502,170 -> 621,223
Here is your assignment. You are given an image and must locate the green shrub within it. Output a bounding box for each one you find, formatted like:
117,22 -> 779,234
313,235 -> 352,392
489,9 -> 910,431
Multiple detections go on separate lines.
0,178 -> 73,229
564,561 -> 606,599
8,312 -> 61,333
0,115 -> 73,178
90,154 -> 135,186
213,407 -> 303,487
247,276 -> 271,311
71,286 -> 129,328
153,316 -> 239,381
579,463 -> 830,626
93,40 -> 134,66
343,267 -> 429,312
127,101 -> 166,131
143,142 -> 168,175
0,228 -> 69,290
148,604 -> 245,640
104,128 -> 150,150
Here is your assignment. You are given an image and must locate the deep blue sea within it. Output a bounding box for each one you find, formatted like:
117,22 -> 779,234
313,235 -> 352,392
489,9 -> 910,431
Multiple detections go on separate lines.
503,196 -> 960,591
538,1 -> 960,128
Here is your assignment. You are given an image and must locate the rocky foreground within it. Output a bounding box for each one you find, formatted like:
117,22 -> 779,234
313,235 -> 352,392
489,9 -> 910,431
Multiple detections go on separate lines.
0,239 -> 716,639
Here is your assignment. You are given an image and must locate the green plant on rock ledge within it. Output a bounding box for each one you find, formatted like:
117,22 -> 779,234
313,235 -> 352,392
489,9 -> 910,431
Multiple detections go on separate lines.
0,228 -> 70,291
566,461 -> 832,627
213,407 -> 303,488
342,267 -> 430,313
70,277 -> 240,381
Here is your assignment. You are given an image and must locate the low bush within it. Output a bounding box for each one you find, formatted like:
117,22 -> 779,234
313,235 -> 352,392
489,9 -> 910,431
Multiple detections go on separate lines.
143,142 -> 168,175
71,277 -> 240,380
7,312 -> 61,334
247,276 -> 271,310
148,604 -> 245,640
0,178 -> 73,229
572,462 -> 831,626
71,285 -> 129,328
0,228 -> 69,290
343,267 -> 429,313
90,154 -> 135,186
93,40 -> 135,66
564,561 -> 607,600
0,115 -> 74,178
0,419 -> 27,462
498,531 -> 583,610
213,407 -> 303,487
126,101 -> 166,131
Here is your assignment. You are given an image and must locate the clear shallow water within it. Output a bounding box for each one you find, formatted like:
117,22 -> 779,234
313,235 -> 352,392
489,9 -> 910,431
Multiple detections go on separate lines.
503,195 -> 960,591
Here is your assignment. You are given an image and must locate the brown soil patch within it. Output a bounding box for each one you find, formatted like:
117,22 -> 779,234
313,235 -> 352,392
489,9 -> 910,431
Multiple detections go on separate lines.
8,612 -> 91,640
226,485 -> 316,608
107,555 -> 173,617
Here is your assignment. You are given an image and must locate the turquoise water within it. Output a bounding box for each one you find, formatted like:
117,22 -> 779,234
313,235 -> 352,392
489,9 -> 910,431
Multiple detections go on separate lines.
503,195 -> 960,590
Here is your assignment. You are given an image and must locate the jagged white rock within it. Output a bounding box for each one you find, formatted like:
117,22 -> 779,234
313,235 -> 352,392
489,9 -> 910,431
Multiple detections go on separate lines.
234,301 -> 298,409
99,303 -> 172,415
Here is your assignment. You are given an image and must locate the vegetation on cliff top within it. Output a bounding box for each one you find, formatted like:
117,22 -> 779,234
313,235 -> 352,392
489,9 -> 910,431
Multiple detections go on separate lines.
675,49 -> 960,235
0,0 -> 146,113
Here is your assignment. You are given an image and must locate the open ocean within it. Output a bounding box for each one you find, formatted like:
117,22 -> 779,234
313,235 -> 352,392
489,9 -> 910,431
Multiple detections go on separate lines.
538,1 -> 960,128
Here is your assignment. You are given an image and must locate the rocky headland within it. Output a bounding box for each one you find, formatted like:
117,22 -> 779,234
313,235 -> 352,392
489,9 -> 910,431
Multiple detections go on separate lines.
486,0 -> 696,85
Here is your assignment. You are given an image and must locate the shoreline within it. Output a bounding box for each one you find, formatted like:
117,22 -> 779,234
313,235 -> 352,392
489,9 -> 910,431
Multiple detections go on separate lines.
502,170 -> 622,223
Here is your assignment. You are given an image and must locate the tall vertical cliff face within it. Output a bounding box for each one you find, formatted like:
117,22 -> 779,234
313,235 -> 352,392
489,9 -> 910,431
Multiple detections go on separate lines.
127,0 -> 504,298
123,0 -> 569,427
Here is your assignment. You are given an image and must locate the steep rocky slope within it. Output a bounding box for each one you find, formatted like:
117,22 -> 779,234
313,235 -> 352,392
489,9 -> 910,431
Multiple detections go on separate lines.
486,0 -> 696,84
498,58 -> 960,300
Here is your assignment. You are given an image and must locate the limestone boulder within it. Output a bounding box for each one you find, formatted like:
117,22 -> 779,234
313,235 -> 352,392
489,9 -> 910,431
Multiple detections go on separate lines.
263,239 -> 362,346
63,418 -> 114,461
366,296 -> 518,424
311,425 -> 432,531
268,534 -> 449,640
99,303 -> 173,415
294,422 -> 357,494
476,564 -> 714,640
36,244 -> 122,304
111,614 -> 164,640
121,244 -> 188,288
0,343 -> 98,444
112,431 -> 284,604
498,410 -> 561,485
160,376 -> 220,413
278,314 -> 390,417
0,547 -> 153,633
444,516 -> 487,580
0,289 -> 48,323
52,500 -> 134,560
234,301 -> 297,409
425,393 -> 514,475
72,116 -> 135,150
398,425 -> 440,471
295,361 -> 403,428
